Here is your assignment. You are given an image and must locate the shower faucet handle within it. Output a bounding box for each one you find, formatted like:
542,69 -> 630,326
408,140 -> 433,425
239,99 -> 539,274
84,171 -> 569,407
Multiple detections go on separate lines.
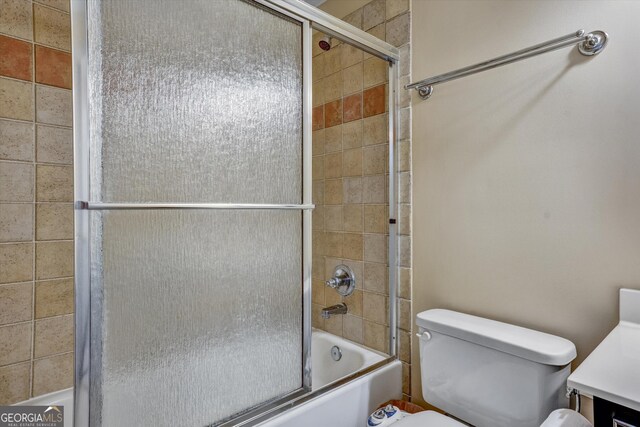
325,265 -> 356,297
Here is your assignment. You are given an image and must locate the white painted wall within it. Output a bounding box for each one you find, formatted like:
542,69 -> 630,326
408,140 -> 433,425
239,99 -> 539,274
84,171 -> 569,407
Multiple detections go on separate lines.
411,0 -> 640,414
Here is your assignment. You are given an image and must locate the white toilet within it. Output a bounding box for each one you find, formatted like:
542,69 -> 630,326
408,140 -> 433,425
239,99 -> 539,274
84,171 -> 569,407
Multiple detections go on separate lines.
393,309 -> 584,427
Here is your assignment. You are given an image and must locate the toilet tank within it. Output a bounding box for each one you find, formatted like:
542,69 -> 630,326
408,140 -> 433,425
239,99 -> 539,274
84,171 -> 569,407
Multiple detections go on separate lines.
416,309 -> 577,427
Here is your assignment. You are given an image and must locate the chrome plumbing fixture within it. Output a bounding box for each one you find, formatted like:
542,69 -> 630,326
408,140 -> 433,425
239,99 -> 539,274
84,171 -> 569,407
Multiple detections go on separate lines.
406,29 -> 609,100
325,264 -> 356,296
321,303 -> 348,319
331,346 -> 342,361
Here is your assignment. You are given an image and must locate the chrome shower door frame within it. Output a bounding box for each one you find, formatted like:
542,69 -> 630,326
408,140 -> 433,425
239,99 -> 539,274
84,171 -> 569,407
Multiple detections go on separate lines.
72,1 -> 400,426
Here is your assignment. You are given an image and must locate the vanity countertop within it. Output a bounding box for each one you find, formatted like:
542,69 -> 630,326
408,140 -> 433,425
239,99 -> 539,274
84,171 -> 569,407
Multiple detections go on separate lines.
567,288 -> 640,412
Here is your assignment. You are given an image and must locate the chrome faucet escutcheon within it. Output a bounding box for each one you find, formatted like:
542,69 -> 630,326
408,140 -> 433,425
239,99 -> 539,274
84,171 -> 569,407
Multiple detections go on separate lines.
325,265 -> 356,296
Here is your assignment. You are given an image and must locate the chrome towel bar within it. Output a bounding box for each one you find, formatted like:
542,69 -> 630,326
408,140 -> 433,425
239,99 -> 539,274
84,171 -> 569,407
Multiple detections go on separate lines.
406,29 -> 608,100
78,202 -> 315,210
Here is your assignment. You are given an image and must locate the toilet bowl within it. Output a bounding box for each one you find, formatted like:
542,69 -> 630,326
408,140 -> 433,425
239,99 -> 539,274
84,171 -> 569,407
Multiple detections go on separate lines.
396,309 -> 579,427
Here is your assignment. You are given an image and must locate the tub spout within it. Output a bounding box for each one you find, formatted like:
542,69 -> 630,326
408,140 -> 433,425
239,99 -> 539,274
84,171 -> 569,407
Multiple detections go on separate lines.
321,303 -> 347,319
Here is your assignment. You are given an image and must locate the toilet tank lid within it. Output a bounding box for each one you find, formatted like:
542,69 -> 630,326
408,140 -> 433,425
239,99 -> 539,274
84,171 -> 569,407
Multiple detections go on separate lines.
416,309 -> 577,366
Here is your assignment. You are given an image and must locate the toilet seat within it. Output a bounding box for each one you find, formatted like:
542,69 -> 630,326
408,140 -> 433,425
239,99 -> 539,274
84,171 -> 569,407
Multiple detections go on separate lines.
393,411 -> 465,427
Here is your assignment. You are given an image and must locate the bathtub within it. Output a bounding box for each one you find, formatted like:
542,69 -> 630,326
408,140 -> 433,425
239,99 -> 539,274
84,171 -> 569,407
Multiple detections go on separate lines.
15,331 -> 401,427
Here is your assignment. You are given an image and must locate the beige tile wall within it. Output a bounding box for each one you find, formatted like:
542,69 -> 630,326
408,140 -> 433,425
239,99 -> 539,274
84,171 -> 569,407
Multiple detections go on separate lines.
0,0 -> 73,404
313,0 -> 412,400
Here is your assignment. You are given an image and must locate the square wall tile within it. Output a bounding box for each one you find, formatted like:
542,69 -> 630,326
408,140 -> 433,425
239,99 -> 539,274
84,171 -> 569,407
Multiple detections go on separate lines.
364,57 -> 388,89
0,282 -> 32,325
0,119 -> 34,161
364,204 -> 386,234
363,320 -> 388,353
398,203 -> 411,236
0,0 -> 33,40
342,62 -> 362,96
35,240 -> 73,280
324,45 -> 342,75
363,84 -> 386,118
33,4 -> 71,51
399,235 -> 411,267
398,329 -> 411,362
386,12 -> 410,47
0,322 -> 31,366
342,120 -> 362,150
343,314 -> 363,344
35,279 -> 74,319
323,71 -> 342,103
342,177 -> 362,204
36,164 -> 73,202
325,232 -> 343,258
363,291 -> 388,325
364,262 -> 387,294
343,204 -> 363,232
35,45 -> 72,89
35,203 -> 72,240
34,314 -> 73,358
0,35 -> 32,81
343,233 -> 363,261
36,125 -> 72,164
324,100 -> 343,129
0,362 -> 30,404
325,179 -> 343,205
342,148 -> 362,177
0,78 -> 33,121
363,144 -> 387,175
342,43 -> 363,69
324,125 -> 342,153
324,205 -> 342,232
0,161 -> 33,202
324,152 -> 342,179
398,298 -> 411,331
343,93 -> 362,123
363,175 -> 385,204
398,139 -> 411,172
398,267 -> 411,300
0,243 -> 33,284
32,351 -> 73,396
0,203 -> 33,242
363,114 -> 387,146
364,234 -> 387,263
399,44 -> 410,77
35,85 -> 72,126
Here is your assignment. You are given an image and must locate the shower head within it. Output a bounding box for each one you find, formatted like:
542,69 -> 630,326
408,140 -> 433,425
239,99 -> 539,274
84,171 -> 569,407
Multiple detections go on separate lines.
319,35 -> 331,51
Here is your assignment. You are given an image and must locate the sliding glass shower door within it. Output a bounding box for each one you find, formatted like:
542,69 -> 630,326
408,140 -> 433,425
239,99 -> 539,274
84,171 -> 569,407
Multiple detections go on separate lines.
73,0 -> 310,425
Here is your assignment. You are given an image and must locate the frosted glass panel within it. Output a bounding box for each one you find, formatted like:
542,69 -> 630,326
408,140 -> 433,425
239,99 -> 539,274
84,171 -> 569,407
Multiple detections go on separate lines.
85,0 -> 306,425
88,0 -> 302,203
90,210 -> 302,426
